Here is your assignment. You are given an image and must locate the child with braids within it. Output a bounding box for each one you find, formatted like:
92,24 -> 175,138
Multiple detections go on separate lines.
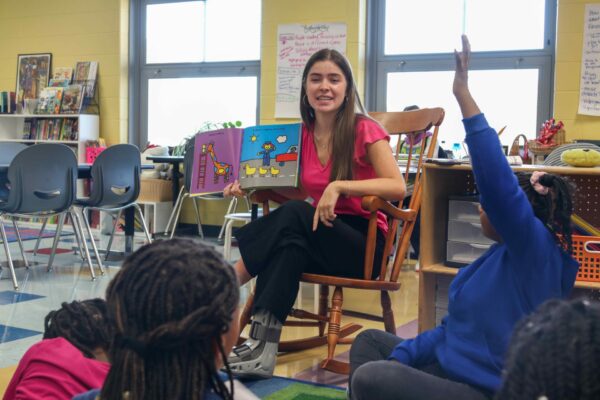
348,35 -> 579,400
3,299 -> 110,400
496,298 -> 600,400
74,238 -> 258,400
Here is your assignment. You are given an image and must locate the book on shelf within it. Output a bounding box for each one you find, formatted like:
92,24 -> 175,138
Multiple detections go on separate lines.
48,78 -> 71,87
60,84 -> 84,114
189,123 -> 302,196
73,61 -> 98,99
22,117 -> 78,141
52,67 -> 73,81
0,91 -> 16,114
36,87 -> 63,114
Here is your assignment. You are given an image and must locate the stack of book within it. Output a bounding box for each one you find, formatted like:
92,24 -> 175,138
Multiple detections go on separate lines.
22,118 -> 78,141
0,91 -> 16,113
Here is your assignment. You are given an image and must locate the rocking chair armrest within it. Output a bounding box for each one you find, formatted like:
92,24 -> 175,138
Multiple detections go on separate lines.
361,195 -> 417,222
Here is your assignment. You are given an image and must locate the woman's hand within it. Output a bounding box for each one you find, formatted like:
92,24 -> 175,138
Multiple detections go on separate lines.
453,34 -> 471,98
223,180 -> 246,197
312,181 -> 342,231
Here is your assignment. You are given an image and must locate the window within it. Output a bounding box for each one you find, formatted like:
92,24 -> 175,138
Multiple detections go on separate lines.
367,0 -> 555,148
131,0 -> 261,147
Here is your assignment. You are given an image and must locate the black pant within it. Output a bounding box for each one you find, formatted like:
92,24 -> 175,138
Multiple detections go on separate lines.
349,329 -> 493,400
235,200 -> 384,323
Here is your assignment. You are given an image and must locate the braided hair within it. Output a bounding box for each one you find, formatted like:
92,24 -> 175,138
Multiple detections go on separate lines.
43,298 -> 110,359
495,298 -> 600,400
515,172 -> 574,253
100,238 -> 239,400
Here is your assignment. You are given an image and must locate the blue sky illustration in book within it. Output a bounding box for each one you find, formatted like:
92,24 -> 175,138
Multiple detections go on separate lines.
239,123 -> 302,189
189,128 -> 243,195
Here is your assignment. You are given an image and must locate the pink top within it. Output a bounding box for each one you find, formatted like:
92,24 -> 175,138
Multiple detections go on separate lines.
300,116 -> 390,233
3,337 -> 109,400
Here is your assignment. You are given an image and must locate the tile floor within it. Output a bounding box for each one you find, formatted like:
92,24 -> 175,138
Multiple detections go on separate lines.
0,224 -> 419,395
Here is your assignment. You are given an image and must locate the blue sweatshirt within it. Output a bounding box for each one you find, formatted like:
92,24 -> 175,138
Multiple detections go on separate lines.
389,113 -> 579,392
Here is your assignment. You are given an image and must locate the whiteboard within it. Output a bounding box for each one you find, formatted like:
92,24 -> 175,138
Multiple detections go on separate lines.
578,4 -> 600,116
275,23 -> 347,119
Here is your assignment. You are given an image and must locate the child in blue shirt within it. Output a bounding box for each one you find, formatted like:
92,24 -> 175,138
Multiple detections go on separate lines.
348,35 -> 579,400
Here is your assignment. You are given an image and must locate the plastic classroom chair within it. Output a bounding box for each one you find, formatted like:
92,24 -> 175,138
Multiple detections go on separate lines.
0,143 -> 96,290
238,108 -> 445,374
164,135 -> 238,240
75,144 -> 152,272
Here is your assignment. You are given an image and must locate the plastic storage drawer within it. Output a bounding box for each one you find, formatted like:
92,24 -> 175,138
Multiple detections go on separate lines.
446,240 -> 492,266
448,199 -> 480,222
447,220 -> 494,245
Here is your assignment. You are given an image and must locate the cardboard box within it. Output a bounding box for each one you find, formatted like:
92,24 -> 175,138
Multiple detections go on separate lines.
138,178 -> 173,202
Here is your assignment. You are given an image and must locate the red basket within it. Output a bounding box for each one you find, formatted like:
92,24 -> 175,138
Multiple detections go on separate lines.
572,235 -> 600,282
86,146 -> 106,164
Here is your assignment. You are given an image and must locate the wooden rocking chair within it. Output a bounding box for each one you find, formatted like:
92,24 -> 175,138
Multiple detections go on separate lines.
238,108 -> 445,374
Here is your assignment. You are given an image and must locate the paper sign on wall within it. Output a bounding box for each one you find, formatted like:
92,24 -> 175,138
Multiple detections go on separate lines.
578,4 -> 600,116
275,23 -> 347,119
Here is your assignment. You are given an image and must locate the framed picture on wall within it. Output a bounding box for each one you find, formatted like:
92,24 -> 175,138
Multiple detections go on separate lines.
15,53 -> 52,104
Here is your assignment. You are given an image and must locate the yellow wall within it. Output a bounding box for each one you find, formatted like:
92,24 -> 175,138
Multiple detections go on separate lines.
0,0 -> 129,145
555,0 -> 600,140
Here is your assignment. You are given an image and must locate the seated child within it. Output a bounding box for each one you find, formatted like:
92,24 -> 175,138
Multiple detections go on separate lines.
3,299 -> 110,400
495,298 -> 600,400
75,238 -> 257,400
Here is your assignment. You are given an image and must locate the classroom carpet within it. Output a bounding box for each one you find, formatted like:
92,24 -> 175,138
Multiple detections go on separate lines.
1,226 -> 71,243
242,376 -> 346,399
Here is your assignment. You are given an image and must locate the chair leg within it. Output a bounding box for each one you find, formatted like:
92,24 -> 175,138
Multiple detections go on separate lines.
223,218 -> 236,261
0,218 -> 19,290
169,192 -> 188,239
104,210 -> 122,260
46,213 -> 66,271
68,212 -> 86,260
11,219 -> 28,268
33,217 -> 48,256
381,290 -> 396,334
322,286 -> 343,368
191,197 -> 204,239
133,203 -> 152,244
81,207 -> 104,274
218,197 -> 238,241
70,210 -> 97,280
318,284 -> 329,337
165,186 -> 185,236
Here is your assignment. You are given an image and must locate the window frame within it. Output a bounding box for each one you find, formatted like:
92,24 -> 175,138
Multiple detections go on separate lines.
365,0 -> 557,132
129,0 -> 260,147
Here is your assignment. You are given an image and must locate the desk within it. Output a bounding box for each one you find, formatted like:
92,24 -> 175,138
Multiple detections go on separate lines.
145,155 -> 184,204
418,164 -> 600,332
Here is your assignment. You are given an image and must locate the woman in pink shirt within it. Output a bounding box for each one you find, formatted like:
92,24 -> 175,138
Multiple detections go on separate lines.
3,299 -> 110,400
224,48 -> 406,378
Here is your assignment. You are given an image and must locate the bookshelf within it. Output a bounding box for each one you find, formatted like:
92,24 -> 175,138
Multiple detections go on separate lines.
418,163 -> 600,332
0,114 -> 99,162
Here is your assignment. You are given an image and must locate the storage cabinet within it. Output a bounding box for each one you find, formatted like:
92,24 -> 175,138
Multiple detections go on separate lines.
419,164 -> 600,333
0,114 -> 99,162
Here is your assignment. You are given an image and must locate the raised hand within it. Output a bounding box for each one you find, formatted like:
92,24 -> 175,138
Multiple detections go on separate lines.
453,34 -> 471,98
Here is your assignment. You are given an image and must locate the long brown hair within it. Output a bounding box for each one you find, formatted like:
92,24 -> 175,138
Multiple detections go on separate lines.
300,48 -> 367,181
100,238 -> 239,400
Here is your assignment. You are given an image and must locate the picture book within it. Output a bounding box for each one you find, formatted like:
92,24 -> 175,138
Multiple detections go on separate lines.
52,67 -> 73,81
49,78 -> 71,87
189,123 -> 302,195
60,84 -> 84,114
73,61 -> 98,98
36,87 -> 63,114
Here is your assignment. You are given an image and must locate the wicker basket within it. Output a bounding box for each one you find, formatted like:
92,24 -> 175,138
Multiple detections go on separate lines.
528,129 -> 566,156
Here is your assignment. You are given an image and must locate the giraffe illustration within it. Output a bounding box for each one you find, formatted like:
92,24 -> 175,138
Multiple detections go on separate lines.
206,142 -> 233,184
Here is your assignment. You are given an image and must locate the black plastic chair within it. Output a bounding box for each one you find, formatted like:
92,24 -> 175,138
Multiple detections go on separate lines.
0,143 -> 95,290
164,136 -> 238,240
75,144 -> 151,272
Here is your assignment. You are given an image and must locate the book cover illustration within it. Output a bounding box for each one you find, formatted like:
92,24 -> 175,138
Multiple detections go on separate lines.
52,67 -> 73,81
60,84 -> 84,114
189,128 -> 243,196
74,61 -> 98,98
49,78 -> 71,87
36,87 -> 63,114
239,123 -> 302,190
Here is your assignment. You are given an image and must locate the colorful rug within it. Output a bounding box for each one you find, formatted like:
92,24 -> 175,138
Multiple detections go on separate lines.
1,226 -> 72,243
242,376 -> 345,399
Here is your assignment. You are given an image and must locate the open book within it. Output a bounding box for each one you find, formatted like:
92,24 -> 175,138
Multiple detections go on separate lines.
189,123 -> 302,196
